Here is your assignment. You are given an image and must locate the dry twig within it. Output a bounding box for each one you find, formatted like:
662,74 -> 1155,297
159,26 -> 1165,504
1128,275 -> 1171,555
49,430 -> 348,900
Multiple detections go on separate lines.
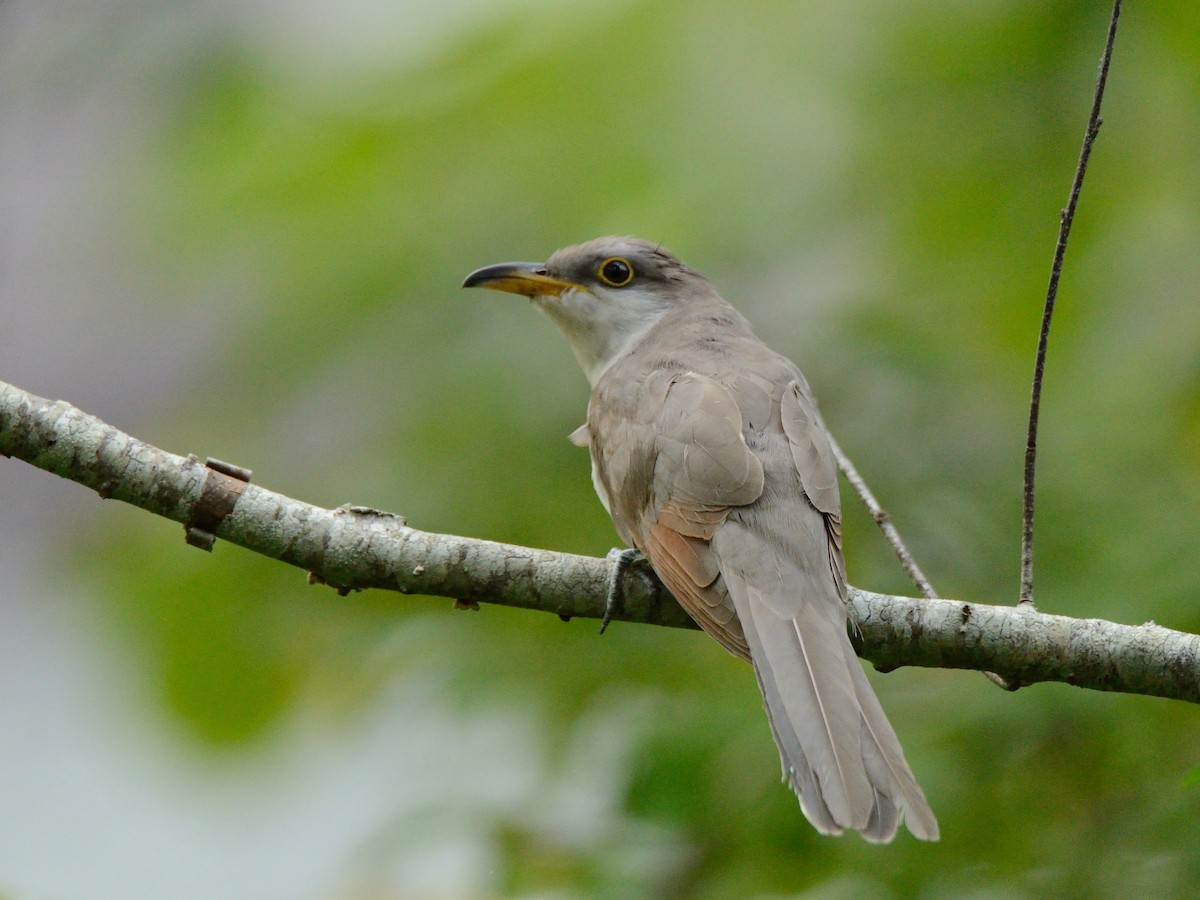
1021,0 -> 1124,606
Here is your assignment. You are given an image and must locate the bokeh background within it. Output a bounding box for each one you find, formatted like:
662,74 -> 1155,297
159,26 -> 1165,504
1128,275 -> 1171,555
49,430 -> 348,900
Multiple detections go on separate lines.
3,1 -> 1200,897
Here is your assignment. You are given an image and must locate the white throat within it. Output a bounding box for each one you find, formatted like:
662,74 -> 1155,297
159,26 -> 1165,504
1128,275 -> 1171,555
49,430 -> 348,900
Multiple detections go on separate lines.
536,286 -> 672,387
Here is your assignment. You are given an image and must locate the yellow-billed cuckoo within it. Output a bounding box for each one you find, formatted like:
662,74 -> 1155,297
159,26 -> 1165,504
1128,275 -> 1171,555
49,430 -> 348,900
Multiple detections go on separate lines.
464,236 -> 937,842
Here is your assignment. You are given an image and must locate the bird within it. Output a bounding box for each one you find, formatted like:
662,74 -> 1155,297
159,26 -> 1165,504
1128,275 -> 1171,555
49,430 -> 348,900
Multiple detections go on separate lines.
463,236 -> 938,842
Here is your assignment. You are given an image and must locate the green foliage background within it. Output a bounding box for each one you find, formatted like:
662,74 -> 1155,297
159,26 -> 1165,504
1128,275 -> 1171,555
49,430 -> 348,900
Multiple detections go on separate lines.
7,1 -> 1200,896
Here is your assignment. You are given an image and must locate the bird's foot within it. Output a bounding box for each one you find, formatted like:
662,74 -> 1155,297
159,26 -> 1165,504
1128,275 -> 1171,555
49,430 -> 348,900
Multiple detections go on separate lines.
600,547 -> 646,634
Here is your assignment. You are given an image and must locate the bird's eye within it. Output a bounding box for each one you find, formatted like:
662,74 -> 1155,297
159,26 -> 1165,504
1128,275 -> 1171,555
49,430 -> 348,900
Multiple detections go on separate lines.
597,257 -> 634,287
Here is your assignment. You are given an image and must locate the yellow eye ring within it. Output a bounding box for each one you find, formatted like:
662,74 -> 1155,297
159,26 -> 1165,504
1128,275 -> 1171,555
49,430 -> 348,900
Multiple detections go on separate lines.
597,257 -> 635,287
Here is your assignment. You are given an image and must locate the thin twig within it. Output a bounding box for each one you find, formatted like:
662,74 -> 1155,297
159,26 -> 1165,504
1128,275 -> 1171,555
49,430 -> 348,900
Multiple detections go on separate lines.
827,432 -> 938,600
830,436 -> 1014,690
1020,0 -> 1123,606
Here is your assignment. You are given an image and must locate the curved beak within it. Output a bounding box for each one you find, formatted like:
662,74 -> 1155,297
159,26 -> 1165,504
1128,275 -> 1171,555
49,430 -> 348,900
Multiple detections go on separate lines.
461,261 -> 580,298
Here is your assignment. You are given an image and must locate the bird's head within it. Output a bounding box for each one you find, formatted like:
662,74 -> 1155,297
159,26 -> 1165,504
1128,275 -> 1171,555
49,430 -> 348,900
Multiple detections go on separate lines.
463,236 -> 709,385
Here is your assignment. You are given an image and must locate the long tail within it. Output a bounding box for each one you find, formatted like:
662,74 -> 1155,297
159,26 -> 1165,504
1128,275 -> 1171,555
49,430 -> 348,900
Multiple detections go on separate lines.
723,568 -> 939,842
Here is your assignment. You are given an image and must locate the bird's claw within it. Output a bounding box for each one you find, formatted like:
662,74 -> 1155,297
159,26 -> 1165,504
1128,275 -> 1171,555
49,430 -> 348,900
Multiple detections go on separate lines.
600,547 -> 645,634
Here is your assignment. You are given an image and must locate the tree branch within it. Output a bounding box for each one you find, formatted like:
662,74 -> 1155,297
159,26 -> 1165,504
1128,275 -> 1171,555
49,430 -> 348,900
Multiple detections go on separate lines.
3,378 -> 1198,704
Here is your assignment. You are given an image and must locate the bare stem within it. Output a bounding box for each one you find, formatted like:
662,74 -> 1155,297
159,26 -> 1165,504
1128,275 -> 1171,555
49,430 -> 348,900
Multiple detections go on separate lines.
1021,0 -> 1123,606
828,435 -> 1017,690
827,432 -> 938,600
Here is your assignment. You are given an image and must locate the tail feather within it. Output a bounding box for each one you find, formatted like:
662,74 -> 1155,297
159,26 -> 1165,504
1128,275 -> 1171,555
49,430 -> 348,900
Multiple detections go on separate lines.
723,567 -> 939,842
848,657 -> 940,841
748,644 -> 843,834
862,786 -> 900,844
725,570 -> 874,830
